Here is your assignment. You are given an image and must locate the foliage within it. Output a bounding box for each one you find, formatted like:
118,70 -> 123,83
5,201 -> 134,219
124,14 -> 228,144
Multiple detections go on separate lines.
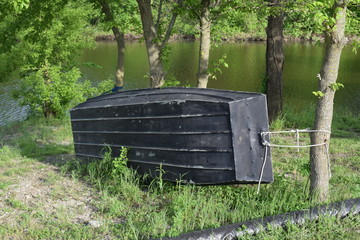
283,1 -> 318,39
209,54 -> 228,80
99,78 -> 117,93
308,0 -> 357,33
13,65 -> 94,118
329,82 -> 344,91
351,40 -> 360,54
173,0 -> 356,41
346,1 -> 360,36
0,0 -> 97,117
0,0 -> 30,16
312,90 -> 325,98
93,0 -> 141,34
311,1 -> 338,32
162,76 -> 182,87
180,0 -> 267,40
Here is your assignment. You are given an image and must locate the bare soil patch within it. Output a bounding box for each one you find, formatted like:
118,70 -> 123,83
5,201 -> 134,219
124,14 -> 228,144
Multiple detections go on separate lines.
0,155 -> 102,228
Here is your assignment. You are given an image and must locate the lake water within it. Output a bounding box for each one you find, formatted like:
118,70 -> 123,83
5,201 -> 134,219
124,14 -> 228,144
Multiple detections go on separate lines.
1,41 -> 359,125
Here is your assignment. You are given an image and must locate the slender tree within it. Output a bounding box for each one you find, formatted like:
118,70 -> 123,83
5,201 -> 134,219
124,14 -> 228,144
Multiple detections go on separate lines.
197,0 -> 211,88
136,0 -> 182,88
265,0 -> 285,123
183,0 -> 243,88
97,0 -> 125,90
92,0 -> 140,90
310,0 -> 349,202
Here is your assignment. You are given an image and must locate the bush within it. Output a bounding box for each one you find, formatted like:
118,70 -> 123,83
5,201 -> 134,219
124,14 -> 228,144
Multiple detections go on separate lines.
13,64 -> 94,118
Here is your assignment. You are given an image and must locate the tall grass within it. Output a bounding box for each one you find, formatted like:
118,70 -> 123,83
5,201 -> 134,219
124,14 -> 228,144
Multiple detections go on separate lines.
60,146 -> 318,239
275,104 -> 360,133
0,108 -> 359,239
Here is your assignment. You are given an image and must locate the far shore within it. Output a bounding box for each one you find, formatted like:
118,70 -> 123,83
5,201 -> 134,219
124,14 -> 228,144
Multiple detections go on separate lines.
95,33 -> 359,43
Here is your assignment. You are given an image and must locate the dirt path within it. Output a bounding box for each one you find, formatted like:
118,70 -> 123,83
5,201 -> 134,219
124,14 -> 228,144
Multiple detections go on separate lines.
0,154 -> 106,234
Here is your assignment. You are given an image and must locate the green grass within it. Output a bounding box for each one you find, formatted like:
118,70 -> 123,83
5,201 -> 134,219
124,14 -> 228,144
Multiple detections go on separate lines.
60,116 -> 358,239
0,110 -> 359,239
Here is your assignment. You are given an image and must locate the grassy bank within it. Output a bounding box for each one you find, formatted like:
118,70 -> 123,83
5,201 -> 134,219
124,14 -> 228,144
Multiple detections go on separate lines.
0,107 -> 359,239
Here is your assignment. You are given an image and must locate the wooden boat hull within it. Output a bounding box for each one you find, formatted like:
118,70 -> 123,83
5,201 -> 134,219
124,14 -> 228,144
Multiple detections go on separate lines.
70,87 -> 273,184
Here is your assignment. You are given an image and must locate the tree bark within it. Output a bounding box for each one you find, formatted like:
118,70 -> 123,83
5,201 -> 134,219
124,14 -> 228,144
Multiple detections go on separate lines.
112,27 -> 125,88
265,0 -> 284,123
99,0 -> 125,89
310,1 -> 347,202
136,0 -> 164,88
197,0 -> 211,88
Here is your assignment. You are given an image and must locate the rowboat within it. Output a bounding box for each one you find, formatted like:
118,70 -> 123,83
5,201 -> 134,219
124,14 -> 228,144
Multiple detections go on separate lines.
70,87 -> 273,184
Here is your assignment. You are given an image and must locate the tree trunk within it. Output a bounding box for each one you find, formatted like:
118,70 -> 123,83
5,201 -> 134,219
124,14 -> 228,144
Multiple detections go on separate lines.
310,1 -> 347,202
136,0 -> 164,88
99,0 -> 125,89
43,68 -> 56,118
265,0 -> 284,123
197,0 -> 211,88
112,27 -> 125,88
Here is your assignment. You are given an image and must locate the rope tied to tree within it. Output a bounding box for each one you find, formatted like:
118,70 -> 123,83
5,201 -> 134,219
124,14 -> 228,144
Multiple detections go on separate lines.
257,129 -> 331,194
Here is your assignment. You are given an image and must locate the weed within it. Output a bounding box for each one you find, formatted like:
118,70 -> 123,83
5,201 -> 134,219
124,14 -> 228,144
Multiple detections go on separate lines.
270,113 -> 286,131
0,181 -> 12,190
148,164 -> 169,194
0,145 -> 22,164
112,146 -> 129,177
6,198 -> 27,210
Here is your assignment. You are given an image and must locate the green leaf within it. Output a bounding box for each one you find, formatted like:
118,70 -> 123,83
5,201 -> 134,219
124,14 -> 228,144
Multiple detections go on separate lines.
351,40 -> 359,54
329,83 -> 344,91
312,91 -> 325,98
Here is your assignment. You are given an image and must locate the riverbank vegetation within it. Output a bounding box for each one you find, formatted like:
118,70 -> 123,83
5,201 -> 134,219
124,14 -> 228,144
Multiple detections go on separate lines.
0,107 -> 359,239
1,0 -> 359,115
90,0 -> 360,42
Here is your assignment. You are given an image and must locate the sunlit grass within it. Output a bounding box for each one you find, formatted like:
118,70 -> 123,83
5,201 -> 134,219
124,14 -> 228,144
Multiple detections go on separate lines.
0,109 -> 358,239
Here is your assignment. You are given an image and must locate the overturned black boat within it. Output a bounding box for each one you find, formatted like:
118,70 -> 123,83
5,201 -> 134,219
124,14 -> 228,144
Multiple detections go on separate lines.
70,87 -> 273,184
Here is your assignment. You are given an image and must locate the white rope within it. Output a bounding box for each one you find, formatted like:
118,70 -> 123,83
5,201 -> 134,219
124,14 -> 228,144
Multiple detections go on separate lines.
262,142 -> 327,148
260,129 -> 331,148
257,129 -> 331,194
260,129 -> 331,135
257,145 -> 268,194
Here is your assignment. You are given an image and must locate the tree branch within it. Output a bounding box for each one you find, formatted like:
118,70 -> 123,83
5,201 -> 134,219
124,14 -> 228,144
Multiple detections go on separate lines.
161,0 -> 183,49
155,0 -> 164,33
98,0 -> 114,22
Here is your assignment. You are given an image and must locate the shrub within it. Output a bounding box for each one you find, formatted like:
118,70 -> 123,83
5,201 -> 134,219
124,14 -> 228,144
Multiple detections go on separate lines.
13,64 -> 94,118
